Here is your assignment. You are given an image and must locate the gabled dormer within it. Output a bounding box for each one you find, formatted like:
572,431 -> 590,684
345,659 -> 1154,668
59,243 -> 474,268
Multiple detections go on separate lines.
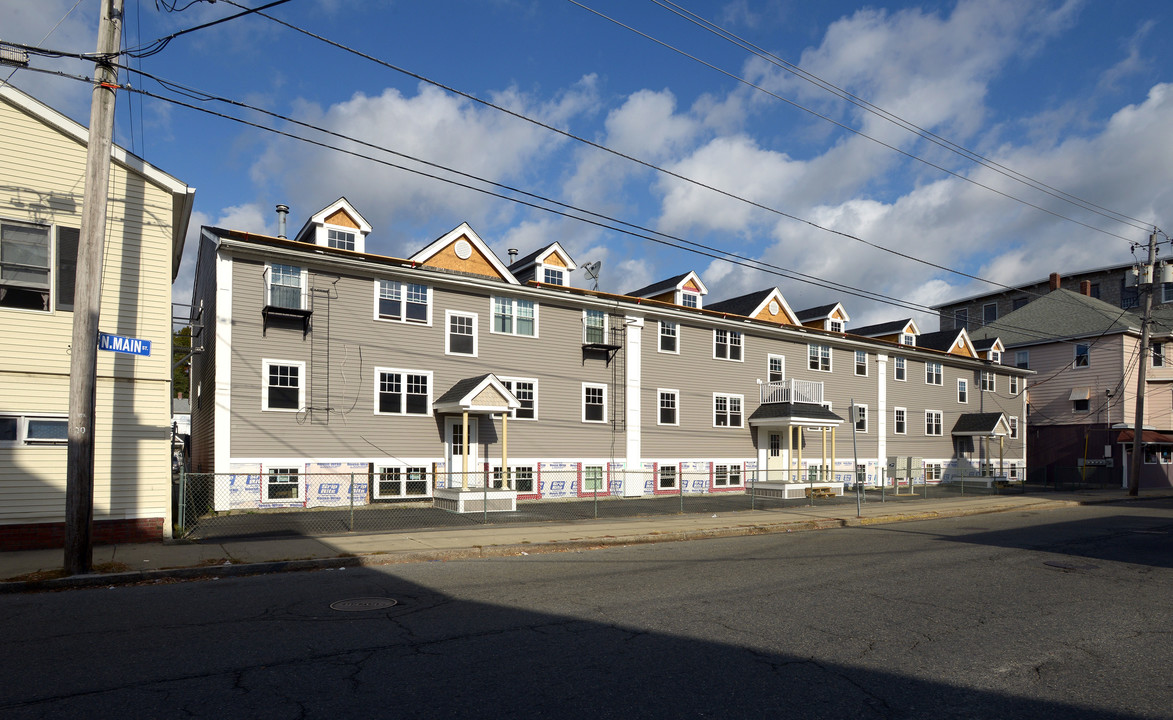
707,287 -> 800,325
972,336 -> 1005,364
508,242 -> 576,287
917,327 -> 978,358
796,302 -> 850,333
409,223 -> 519,284
293,197 -> 371,253
627,271 -> 709,309
851,318 -> 921,346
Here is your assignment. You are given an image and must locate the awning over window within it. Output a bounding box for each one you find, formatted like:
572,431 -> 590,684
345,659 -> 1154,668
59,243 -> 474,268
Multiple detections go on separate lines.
1117,429 -> 1173,444
1069,387 -> 1091,401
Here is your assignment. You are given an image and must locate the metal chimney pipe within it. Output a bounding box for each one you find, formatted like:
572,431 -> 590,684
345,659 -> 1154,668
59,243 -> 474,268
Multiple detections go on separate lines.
508,248 -> 518,263
276,204 -> 289,239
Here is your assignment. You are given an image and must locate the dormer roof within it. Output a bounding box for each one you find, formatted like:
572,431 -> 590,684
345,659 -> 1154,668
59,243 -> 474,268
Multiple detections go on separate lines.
707,288 -> 799,325
508,241 -> 576,286
627,271 -> 709,308
852,318 -> 921,345
918,328 -> 978,357
410,223 -> 520,284
293,197 -> 372,252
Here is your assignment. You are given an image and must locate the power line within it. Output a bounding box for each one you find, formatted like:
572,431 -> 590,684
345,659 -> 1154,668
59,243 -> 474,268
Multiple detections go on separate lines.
120,0 -> 293,59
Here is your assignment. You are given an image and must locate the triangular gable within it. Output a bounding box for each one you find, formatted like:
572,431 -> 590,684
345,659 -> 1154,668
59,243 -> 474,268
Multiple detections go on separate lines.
411,223 -> 520,285
676,271 -> 709,297
538,242 -> 576,271
901,319 -> 922,335
311,197 -> 371,233
746,288 -> 800,326
433,374 -> 521,413
951,412 -> 1010,437
948,328 -> 977,358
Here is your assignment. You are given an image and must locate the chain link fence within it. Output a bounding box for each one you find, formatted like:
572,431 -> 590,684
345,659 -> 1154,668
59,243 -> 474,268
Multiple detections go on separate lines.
174,465 -> 1029,541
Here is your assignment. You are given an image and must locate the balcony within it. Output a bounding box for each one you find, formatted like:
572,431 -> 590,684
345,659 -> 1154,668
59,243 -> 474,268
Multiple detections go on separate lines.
760,379 -> 823,405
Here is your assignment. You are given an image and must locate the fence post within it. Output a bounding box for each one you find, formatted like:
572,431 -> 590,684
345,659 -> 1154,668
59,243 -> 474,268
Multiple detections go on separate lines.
349,473 -> 355,532
679,467 -> 684,514
751,464 -> 757,511
177,467 -> 187,536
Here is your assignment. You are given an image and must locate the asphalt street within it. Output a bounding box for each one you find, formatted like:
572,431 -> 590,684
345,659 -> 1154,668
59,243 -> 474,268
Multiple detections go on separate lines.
2,498 -> 1170,719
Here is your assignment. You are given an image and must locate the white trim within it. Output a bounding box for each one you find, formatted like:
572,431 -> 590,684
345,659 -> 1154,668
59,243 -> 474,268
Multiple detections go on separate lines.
489,295 -> 539,338
981,370 -> 996,393
957,377 -> 969,404
410,223 -> 520,285
854,403 -> 868,433
893,406 -> 907,435
658,319 -> 680,354
499,376 -> 539,420
445,309 -> 479,357
214,248 -> 232,474
894,356 -> 906,382
373,278 -> 433,326
925,361 -> 943,385
0,414 -> 68,446
1073,343 -> 1091,368
583,309 -> 608,344
582,382 -> 608,423
625,317 -> 643,495
854,350 -> 868,377
264,261 -> 308,310
373,367 -> 434,416
712,392 -> 744,428
657,388 -> 680,426
713,328 -> 744,362
767,353 -> 785,383
925,409 -> 943,436
808,344 -> 832,372
261,359 -> 306,412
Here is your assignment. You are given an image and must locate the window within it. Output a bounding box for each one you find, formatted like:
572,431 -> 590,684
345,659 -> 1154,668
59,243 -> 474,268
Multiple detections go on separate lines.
1074,397 -> 1090,413
1009,375 -> 1020,395
714,329 -> 743,361
1015,351 -> 1029,369
265,467 -> 300,502
827,319 -> 844,333
855,350 -> 868,376
900,333 -> 916,346
953,308 -> 968,330
894,356 -> 906,381
1164,284 -> 1173,304
957,378 -> 968,404
925,410 -> 943,436
1008,462 -> 1020,480
1154,343 -> 1165,368
492,297 -> 536,337
327,228 -> 355,251
583,383 -> 607,423
495,465 -> 534,493
263,360 -> 304,411
375,466 -> 430,499
583,465 -> 604,492
1074,344 -> 1090,368
715,464 -> 742,487
0,414 -> 67,446
446,311 -> 477,356
894,407 -> 906,435
501,378 -> 536,420
713,393 -> 743,428
543,267 -> 564,286
808,344 -> 831,372
658,389 -> 679,426
925,463 -> 942,482
854,404 -> 868,433
768,354 -> 785,383
768,433 -> 781,457
659,321 -> 678,353
0,221 -> 78,312
926,362 -> 942,385
267,263 -> 303,309
983,303 -> 998,325
375,369 -> 431,415
584,309 -> 606,344
989,350 -> 1001,364
681,290 -> 699,308
658,465 -> 677,490
1122,280 -> 1139,309
1089,283 -> 1100,299
1009,416 -> 1019,439
376,280 -> 430,324
981,371 -> 995,392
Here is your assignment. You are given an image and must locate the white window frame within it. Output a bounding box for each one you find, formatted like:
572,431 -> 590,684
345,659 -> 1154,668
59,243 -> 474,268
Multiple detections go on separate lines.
808,344 -> 832,372
894,356 -> 906,381
326,227 -> 356,251
493,464 -> 536,493
542,266 -> 565,286
500,377 -> 538,420
658,464 -> 678,490
893,407 -> 907,435
854,404 -> 868,433
900,333 -> 916,346
583,309 -> 607,344
855,350 -> 868,376
264,466 -> 302,503
659,320 -> 679,354
1074,343 -> 1090,368
1009,416 -> 1019,439
713,393 -> 744,428
0,414 -> 68,446
768,354 -> 785,383
0,220 -> 79,314
1153,343 -> 1165,368
445,310 -> 478,356
262,359 -> 305,412
582,383 -> 607,423
373,279 -> 432,325
714,464 -> 742,487
373,368 -> 433,416
583,465 -> 605,492
373,465 -> 432,499
490,296 -> 538,338
925,463 -> 943,481
680,290 -> 700,308
713,329 -> 743,361
957,378 -> 968,404
658,388 -> 680,426
981,371 -> 995,393
925,410 -> 943,436
926,362 -> 943,385
265,262 -> 307,310
989,350 -> 1001,364
827,319 -> 843,333
1010,375 -> 1020,395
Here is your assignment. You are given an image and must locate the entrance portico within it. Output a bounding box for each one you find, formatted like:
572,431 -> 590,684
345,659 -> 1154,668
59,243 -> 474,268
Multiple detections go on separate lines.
432,373 -> 521,512
750,397 -> 845,499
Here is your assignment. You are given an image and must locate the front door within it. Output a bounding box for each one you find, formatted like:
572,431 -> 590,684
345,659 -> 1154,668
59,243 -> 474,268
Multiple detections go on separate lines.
446,417 -> 480,487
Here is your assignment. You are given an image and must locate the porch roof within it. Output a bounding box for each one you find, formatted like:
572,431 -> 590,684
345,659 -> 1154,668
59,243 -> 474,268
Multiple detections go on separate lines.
433,374 -> 520,414
951,412 -> 1009,436
1117,429 -> 1173,444
748,402 -> 844,426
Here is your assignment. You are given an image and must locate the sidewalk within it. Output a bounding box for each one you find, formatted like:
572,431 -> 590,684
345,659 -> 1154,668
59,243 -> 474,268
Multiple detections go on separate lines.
2,489 -> 1167,592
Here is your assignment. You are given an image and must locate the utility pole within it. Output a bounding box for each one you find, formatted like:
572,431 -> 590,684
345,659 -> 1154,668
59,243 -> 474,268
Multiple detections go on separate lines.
1127,230 -> 1159,497
65,0 -> 124,575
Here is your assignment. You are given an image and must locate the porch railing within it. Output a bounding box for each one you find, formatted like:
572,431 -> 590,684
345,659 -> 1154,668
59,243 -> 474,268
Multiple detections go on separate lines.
760,378 -> 823,405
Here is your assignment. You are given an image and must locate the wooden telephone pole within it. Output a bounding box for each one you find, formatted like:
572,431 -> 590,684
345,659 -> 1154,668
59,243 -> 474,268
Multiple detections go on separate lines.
64,0 -> 124,575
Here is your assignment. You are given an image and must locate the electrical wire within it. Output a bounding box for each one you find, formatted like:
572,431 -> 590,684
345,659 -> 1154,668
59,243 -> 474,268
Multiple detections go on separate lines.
120,0 -> 293,59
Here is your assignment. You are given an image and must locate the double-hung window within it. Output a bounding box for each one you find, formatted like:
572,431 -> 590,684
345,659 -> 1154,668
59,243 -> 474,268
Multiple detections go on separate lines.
376,280 -> 430,323
713,393 -> 743,428
658,389 -> 679,426
715,464 -> 742,487
492,297 -> 536,336
925,410 -> 943,436
501,378 -> 537,420
1015,351 -> 1029,369
1153,343 -> 1165,368
981,371 -> 995,392
808,344 -> 831,372
854,404 -> 868,433
1010,375 -> 1020,395
659,321 -> 678,353
658,465 -> 677,490
446,311 -> 477,356
855,350 -> 868,376
265,467 -> 301,502
375,466 -> 430,499
584,309 -> 606,344
583,383 -> 607,423
0,221 -> 78,312
894,407 -> 907,435
925,362 -> 943,385
268,263 -> 303,309
263,359 -> 304,411
583,466 -> 604,492
1010,416 -> 1019,439
768,355 -> 785,383
894,356 -> 906,381
957,379 -> 968,404
1074,344 -> 1090,368
714,329 -> 742,361
375,369 -> 431,415
900,333 -> 916,346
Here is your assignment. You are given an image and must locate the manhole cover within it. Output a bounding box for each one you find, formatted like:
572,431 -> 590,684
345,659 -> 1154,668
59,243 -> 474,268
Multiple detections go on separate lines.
1043,561 -> 1099,571
330,597 -> 398,612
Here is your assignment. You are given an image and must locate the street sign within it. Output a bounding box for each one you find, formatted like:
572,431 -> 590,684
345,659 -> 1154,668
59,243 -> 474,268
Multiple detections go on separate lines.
98,332 -> 151,357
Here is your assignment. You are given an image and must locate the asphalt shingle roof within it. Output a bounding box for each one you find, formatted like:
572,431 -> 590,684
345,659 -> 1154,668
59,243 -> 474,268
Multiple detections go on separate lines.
851,319 -> 911,337
627,273 -> 691,299
707,289 -> 773,317
795,303 -> 839,322
916,329 -> 964,352
968,288 -> 1141,347
952,412 -> 1005,435
748,402 -> 845,423
434,374 -> 494,406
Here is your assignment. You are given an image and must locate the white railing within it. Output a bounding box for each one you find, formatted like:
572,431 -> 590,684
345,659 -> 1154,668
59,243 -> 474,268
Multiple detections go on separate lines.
760,379 -> 823,405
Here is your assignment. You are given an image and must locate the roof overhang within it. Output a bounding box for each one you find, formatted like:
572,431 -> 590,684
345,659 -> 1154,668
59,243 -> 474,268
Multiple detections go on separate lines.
433,374 -> 521,414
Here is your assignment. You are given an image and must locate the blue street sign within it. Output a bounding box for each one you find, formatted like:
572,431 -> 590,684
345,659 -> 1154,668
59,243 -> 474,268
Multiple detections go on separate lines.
98,332 -> 151,357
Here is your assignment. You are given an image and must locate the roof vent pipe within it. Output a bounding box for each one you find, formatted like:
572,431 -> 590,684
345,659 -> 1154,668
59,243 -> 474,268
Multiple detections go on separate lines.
276,204 -> 289,239
508,248 -> 518,263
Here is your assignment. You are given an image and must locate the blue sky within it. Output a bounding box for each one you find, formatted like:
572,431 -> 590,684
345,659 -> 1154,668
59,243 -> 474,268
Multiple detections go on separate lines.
5,0 -> 1173,328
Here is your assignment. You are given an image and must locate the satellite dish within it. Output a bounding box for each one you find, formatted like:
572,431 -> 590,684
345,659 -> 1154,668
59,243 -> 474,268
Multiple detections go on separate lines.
583,261 -> 602,291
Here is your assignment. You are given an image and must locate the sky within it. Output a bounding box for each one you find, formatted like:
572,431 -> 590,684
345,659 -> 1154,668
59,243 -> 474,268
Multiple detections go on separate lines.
4,0 -> 1173,330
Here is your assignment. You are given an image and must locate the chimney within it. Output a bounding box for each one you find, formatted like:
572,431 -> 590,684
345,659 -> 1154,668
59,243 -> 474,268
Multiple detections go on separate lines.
508,248 -> 518,264
276,204 -> 289,239
1049,272 -> 1061,291
1080,280 -> 1091,296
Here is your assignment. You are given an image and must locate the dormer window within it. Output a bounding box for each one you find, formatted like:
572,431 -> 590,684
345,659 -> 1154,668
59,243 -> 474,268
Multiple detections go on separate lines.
901,333 -> 916,346
990,350 -> 1001,364
543,267 -> 565,285
681,291 -> 699,308
827,320 -> 843,333
327,228 -> 355,251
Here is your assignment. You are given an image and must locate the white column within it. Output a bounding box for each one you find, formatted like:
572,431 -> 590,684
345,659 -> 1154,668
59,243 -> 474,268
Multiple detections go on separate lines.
213,248 -> 233,511
624,315 -> 644,496
876,352 -> 888,478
